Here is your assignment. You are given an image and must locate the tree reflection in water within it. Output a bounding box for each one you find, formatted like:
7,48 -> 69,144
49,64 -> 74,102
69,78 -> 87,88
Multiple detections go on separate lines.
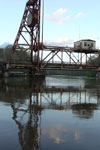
72,103 -> 98,119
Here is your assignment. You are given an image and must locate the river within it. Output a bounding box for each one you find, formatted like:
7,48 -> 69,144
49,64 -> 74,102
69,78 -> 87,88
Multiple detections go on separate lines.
0,75 -> 100,150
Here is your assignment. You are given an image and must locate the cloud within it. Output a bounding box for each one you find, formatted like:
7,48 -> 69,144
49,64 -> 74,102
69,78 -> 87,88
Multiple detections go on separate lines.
52,8 -> 68,18
76,12 -> 85,18
45,9 -> 86,24
74,131 -> 80,141
42,125 -> 81,144
51,37 -> 73,46
45,8 -> 70,24
56,16 -> 71,24
42,125 -> 68,144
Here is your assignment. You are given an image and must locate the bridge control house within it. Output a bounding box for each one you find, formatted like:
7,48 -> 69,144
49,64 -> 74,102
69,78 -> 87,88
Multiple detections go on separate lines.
74,39 -> 96,50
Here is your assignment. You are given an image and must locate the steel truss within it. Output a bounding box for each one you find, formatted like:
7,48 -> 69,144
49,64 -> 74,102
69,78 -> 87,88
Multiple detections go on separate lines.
8,0 -> 41,71
10,85 -> 100,112
8,0 -> 100,73
40,46 -> 100,71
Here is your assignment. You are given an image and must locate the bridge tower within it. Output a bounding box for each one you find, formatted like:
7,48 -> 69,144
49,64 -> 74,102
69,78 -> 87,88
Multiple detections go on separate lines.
8,0 -> 41,72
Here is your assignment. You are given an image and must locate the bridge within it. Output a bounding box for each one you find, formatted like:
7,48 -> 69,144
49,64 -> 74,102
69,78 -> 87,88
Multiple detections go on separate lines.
1,0 -> 100,76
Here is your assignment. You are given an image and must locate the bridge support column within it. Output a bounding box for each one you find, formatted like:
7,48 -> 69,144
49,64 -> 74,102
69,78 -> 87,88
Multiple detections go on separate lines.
3,63 -> 10,78
98,67 -> 100,71
96,72 -> 100,79
4,71 -> 9,78
29,69 -> 36,77
79,66 -> 83,69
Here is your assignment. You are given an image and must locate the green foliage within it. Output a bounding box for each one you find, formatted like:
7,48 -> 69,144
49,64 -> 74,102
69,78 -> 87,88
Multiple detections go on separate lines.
87,55 -> 99,66
0,45 -> 30,63
87,71 -> 97,77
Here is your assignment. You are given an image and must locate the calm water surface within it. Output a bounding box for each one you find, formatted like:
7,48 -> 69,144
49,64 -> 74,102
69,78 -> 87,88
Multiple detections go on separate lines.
0,76 -> 100,150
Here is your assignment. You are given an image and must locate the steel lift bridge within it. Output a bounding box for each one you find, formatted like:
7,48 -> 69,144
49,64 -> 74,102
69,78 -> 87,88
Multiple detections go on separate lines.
7,0 -> 100,75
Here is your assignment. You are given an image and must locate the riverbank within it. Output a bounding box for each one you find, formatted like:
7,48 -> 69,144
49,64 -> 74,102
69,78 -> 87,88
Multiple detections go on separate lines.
45,70 -> 97,77
0,68 -> 98,78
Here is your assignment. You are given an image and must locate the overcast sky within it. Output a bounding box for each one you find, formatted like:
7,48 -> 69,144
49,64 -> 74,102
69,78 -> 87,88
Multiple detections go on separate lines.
0,0 -> 100,47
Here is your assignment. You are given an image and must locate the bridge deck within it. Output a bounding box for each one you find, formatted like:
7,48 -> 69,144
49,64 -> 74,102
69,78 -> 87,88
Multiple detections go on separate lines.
0,46 -> 100,73
8,63 -> 100,71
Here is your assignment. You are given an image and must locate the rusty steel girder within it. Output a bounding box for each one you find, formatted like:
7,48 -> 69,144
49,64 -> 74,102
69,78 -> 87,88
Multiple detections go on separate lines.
8,0 -> 41,70
7,0 -> 100,73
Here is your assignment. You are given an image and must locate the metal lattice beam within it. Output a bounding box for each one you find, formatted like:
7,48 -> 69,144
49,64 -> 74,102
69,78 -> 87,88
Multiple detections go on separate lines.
8,0 -> 41,70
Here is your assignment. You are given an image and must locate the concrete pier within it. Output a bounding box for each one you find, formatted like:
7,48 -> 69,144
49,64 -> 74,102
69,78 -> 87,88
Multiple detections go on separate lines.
4,71 -> 9,78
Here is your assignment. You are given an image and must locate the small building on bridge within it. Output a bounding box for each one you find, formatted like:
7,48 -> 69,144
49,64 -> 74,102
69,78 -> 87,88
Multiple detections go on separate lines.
74,39 -> 96,50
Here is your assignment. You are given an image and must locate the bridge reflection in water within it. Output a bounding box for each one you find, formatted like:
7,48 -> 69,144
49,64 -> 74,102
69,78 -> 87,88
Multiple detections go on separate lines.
0,76 -> 100,150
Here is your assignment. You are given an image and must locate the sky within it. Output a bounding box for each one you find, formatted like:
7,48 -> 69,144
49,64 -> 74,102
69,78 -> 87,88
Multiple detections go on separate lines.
0,0 -> 100,48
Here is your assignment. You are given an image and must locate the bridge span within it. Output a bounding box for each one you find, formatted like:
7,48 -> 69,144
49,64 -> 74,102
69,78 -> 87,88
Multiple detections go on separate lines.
1,0 -> 100,76
1,46 -> 100,77
6,46 -> 100,73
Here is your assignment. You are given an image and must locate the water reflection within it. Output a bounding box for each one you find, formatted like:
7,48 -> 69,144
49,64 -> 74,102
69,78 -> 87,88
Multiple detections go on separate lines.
11,100 -> 41,150
42,125 -> 82,145
0,76 -> 100,150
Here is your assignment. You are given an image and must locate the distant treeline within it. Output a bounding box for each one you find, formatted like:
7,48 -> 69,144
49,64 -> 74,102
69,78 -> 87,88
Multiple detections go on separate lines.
0,45 -> 99,66
87,55 -> 99,66
0,45 -> 30,63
